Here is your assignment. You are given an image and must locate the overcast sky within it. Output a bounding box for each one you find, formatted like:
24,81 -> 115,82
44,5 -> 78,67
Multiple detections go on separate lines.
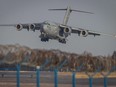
0,0 -> 116,56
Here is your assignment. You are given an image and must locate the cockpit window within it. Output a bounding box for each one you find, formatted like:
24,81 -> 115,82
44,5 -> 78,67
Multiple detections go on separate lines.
44,21 -> 50,25
44,21 -> 56,26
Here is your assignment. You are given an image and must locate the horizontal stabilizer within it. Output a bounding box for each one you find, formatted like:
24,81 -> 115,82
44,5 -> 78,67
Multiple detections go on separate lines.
49,8 -> 94,14
48,9 -> 67,11
71,9 -> 94,14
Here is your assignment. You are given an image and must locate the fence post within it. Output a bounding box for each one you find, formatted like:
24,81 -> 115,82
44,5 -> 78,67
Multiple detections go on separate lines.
101,66 -> 115,87
16,64 -> 20,87
104,77 -> 107,87
72,72 -> 76,87
36,66 -> 40,87
89,77 -> 93,87
54,69 -> 58,87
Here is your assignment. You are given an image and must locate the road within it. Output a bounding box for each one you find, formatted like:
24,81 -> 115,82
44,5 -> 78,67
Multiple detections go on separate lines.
0,71 -> 116,87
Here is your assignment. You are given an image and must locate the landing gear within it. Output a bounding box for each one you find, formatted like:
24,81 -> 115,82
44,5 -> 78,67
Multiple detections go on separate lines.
58,39 -> 66,44
40,33 -> 49,42
41,38 -> 49,42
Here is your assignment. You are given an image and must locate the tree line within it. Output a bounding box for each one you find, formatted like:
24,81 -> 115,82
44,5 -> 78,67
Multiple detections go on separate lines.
0,44 -> 116,72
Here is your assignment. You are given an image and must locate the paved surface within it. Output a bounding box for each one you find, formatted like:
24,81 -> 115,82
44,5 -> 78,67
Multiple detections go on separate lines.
0,71 -> 116,87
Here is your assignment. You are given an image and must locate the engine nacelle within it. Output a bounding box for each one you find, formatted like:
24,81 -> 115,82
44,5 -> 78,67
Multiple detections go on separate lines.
16,24 -> 30,31
64,27 -> 72,34
16,24 -> 23,31
29,24 -> 40,31
29,24 -> 35,31
80,30 -> 88,37
59,25 -> 72,36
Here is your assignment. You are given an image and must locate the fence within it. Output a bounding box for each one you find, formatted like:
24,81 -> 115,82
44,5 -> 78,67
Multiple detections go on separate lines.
0,45 -> 116,87
0,62 -> 116,87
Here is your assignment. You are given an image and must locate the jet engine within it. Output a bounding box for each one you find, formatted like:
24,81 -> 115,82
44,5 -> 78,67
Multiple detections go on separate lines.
64,27 -> 72,34
29,24 -> 35,31
16,24 -> 23,31
16,24 -> 29,31
59,25 -> 72,37
80,30 -> 88,37
63,27 -> 72,37
29,24 -> 40,31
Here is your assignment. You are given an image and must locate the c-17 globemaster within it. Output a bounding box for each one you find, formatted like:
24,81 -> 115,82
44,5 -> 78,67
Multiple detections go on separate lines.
0,6 -> 116,44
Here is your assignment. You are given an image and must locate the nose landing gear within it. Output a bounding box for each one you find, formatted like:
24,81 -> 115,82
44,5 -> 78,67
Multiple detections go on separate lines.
40,33 -> 49,42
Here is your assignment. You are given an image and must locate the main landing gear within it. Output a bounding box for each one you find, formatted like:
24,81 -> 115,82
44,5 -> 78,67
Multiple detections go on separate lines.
58,39 -> 66,44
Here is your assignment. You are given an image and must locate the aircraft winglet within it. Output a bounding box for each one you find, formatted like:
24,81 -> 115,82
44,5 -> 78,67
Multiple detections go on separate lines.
87,30 -> 116,38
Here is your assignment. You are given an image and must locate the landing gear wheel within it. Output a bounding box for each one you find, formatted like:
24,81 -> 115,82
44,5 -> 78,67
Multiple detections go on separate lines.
59,39 -> 66,44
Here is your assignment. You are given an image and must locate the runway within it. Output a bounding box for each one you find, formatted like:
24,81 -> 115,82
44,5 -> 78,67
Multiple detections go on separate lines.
0,71 -> 116,87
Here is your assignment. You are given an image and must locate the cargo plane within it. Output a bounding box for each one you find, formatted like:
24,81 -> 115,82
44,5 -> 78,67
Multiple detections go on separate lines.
0,6 -> 116,44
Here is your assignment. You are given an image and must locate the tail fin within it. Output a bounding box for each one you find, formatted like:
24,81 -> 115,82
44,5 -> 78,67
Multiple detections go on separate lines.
49,6 -> 93,25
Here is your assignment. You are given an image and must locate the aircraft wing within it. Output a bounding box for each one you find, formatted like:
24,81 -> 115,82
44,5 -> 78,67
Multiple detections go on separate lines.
71,27 -> 116,38
0,23 -> 42,31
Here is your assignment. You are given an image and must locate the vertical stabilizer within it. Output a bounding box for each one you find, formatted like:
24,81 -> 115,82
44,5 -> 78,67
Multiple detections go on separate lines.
62,6 -> 72,25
